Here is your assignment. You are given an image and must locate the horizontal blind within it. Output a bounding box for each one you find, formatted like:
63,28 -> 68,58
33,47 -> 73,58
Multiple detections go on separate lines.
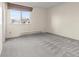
7,3 -> 33,11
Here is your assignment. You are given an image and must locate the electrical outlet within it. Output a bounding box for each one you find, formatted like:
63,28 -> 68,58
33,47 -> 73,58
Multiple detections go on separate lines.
9,32 -> 11,34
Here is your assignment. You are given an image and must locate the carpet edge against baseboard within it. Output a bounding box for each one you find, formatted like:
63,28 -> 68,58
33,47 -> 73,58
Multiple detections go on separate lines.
6,32 -> 78,41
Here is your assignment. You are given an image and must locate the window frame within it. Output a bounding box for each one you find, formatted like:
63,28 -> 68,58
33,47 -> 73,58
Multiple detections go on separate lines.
10,9 -> 32,24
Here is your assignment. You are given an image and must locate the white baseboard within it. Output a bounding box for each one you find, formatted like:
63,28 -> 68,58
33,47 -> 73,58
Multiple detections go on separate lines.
6,31 -> 46,39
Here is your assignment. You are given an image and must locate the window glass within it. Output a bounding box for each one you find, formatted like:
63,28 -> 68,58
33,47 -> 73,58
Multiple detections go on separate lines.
22,11 -> 31,23
10,10 -> 31,24
10,10 -> 21,24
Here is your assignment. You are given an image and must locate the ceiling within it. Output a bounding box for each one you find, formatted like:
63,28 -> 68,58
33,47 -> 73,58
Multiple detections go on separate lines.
11,2 -> 63,8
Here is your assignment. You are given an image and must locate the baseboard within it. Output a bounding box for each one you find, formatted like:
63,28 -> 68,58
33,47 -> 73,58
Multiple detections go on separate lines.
20,31 -> 44,36
46,32 -> 77,41
6,31 -> 77,41
6,31 -> 46,40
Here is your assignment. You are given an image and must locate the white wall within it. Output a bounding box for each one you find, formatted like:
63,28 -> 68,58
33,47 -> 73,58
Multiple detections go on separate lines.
6,3 -> 79,40
0,2 -> 2,55
6,8 -> 48,38
0,24 -> 2,55
47,3 -> 79,40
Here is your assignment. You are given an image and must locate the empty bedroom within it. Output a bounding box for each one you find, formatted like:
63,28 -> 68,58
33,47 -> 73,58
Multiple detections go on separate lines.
0,2 -> 79,57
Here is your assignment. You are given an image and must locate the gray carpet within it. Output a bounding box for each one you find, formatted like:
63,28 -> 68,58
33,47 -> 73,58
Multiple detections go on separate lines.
1,33 -> 79,57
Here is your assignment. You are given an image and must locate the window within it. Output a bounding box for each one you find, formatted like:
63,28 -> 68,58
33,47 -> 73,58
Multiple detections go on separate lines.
10,10 -> 32,24
21,11 -> 31,24
10,10 -> 21,24
8,3 -> 33,24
